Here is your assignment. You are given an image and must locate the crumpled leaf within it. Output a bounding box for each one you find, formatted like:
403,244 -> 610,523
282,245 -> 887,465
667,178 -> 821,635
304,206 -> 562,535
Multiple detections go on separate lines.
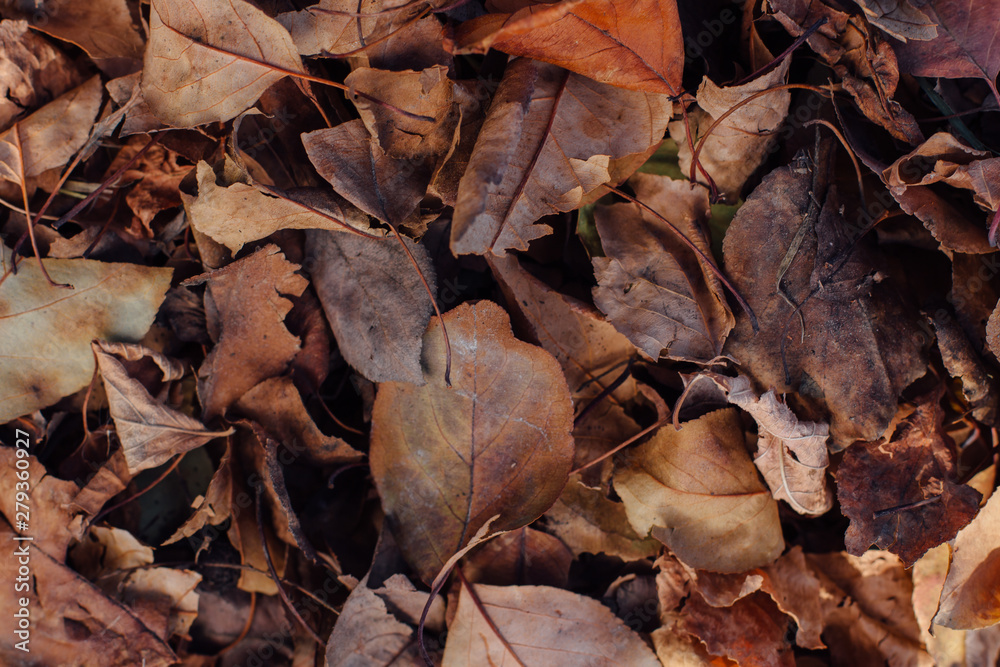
934,489 -> 1000,629
723,159 -> 927,446
931,309 -> 997,425
592,173 -> 733,362
682,592 -> 795,667
614,408 -> 784,573
184,160 -> 370,253
669,60 -> 791,202
442,583 -> 661,666
837,390 -> 982,567
895,0 -> 1000,101
141,0 -> 305,127
370,300 -> 574,583
855,0 -> 938,42
0,75 -> 102,183
710,374 -> 833,515
0,244 -> 171,424
93,341 -> 233,475
455,0 -> 683,95
450,57 -> 672,255
184,244 -> 308,419
0,0 -> 144,62
164,440 -> 233,547
306,228 -> 436,384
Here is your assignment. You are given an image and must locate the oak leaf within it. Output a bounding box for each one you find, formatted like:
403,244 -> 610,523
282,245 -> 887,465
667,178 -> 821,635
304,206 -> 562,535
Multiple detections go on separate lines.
592,173 -> 734,362
614,408 -> 785,573
370,300 -> 574,583
0,244 -> 171,423
442,583 -> 661,666
141,0 -> 305,127
450,57 -> 672,255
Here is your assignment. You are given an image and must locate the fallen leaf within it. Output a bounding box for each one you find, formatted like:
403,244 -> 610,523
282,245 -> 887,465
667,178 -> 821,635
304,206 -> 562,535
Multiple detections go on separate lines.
164,440 -> 233,547
670,60 -> 791,202
370,300 -> 574,583
855,0 -> 938,41
683,592 -> 795,667
722,158 -> 928,446
442,583 -> 661,666
306,228 -> 436,384
895,0 -> 1000,102
614,408 -> 785,573
0,75 -> 102,184
185,244 -> 308,419
911,544 -> 968,666
450,57 -> 672,255
934,489 -> 1000,629
930,310 -> 997,424
141,0 -> 305,127
592,173 -> 734,362
710,374 -> 833,515
0,244 -> 171,423
108,137 -> 192,235
455,0 -> 683,95
1,0 -> 144,62
462,527 -> 572,588
837,391 -> 981,566
93,341 -> 232,475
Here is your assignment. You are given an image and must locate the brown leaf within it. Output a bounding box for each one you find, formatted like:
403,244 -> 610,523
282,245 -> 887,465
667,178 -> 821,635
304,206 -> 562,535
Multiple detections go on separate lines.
931,310 -> 998,424
306,228 -> 436,384
185,244 -> 308,419
94,341 -> 233,475
450,57 -> 672,255
934,490 -> 1000,629
592,173 -> 734,362
370,300 -> 574,583
837,391 -> 982,566
0,244 -> 172,424
455,0 -> 683,95
723,160 -> 927,446
1,0 -> 144,62
235,376 -> 361,465
683,592 -> 795,667
711,374 -> 833,515
0,75 -> 102,183
442,583 -> 661,666
614,408 -> 785,573
895,0 -> 1000,101
303,119 -> 430,225
0,523 -> 176,666
462,527 -> 572,588
164,440 -> 233,547
855,0 -> 938,41
141,0 -> 305,127
670,60 -> 791,202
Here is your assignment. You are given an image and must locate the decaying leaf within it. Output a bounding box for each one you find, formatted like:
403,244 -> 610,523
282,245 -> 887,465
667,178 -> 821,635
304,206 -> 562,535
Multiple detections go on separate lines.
856,0 -> 938,41
370,300 -> 574,583
614,408 -> 785,573
591,173 -> 734,362
450,57 -> 672,255
0,0 -> 144,62
710,374 -> 833,515
682,592 -> 795,667
142,0 -> 306,127
837,391 -> 981,566
442,583 -> 661,666
306,228 -> 436,384
455,0 -> 684,95
185,244 -> 308,418
934,490 -> 1000,629
0,244 -> 171,423
94,341 -> 233,475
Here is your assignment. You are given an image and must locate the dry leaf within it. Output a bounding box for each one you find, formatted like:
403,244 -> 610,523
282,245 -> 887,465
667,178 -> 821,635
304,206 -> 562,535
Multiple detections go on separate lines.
934,490 -> 1000,629
450,57 -> 672,255
93,341 -> 232,475
855,0 -> 938,42
670,60 -> 791,202
185,244 -> 308,418
306,228 -> 436,384
683,592 -> 795,667
931,309 -> 998,424
142,0 -> 305,127
0,244 -> 171,423
164,440 -> 233,547
462,527 -> 572,588
455,0 -> 683,95
0,75 -> 102,184
0,0 -> 143,62
711,374 -> 833,515
370,300 -> 574,583
614,408 -> 784,573
837,391 -> 981,566
592,173 -> 734,362
442,583 -> 661,666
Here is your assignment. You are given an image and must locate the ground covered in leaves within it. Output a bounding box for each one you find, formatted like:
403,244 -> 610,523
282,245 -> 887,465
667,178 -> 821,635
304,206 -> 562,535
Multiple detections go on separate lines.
2,0 -> 1000,665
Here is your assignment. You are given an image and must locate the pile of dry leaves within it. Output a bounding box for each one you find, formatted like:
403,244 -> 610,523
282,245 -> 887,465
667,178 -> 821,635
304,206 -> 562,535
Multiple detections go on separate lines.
1,0 -> 1000,664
